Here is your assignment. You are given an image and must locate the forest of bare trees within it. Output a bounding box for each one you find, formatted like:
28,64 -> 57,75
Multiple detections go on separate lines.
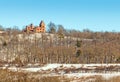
0,23 -> 120,66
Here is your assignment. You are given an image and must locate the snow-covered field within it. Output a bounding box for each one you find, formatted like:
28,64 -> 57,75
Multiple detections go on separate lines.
1,64 -> 120,81
18,64 -> 120,72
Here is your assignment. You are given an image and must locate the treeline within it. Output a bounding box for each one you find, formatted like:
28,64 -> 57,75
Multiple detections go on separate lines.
0,23 -> 120,65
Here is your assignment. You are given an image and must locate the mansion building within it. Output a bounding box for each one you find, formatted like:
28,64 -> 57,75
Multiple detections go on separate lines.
24,21 -> 45,33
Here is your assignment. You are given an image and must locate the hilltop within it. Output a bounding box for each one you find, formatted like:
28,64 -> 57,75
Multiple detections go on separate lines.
0,28 -> 120,65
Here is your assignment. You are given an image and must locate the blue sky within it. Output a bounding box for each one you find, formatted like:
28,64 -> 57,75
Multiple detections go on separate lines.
0,0 -> 120,32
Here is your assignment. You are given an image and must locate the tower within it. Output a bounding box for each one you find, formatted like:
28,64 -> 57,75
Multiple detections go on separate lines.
39,20 -> 45,32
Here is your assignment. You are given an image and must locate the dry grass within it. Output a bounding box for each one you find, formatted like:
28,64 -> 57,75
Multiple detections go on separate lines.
64,75 -> 120,82
90,76 -> 120,82
0,69 -> 70,82
0,69 -> 120,82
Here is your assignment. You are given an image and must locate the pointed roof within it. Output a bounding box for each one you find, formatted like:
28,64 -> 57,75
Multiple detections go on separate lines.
39,20 -> 45,27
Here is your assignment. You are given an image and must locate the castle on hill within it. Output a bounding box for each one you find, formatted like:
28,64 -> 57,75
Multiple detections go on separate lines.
24,21 -> 45,33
